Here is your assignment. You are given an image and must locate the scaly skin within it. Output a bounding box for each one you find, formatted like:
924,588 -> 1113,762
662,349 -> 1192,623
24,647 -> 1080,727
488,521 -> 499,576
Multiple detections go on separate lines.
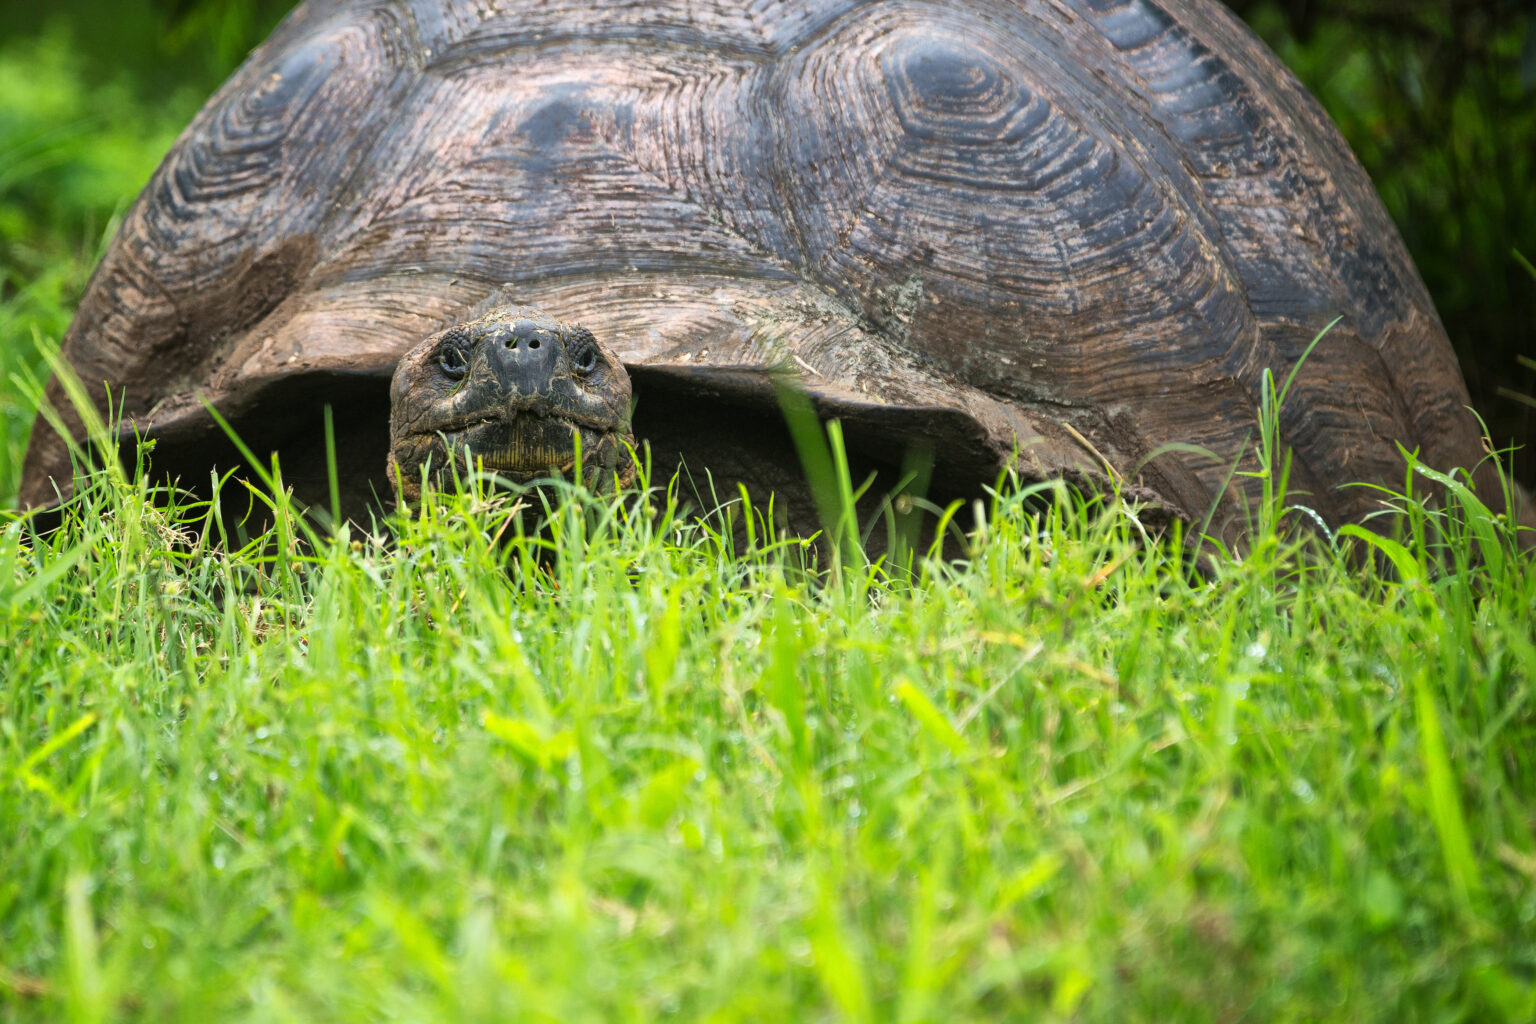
388,307 -> 636,500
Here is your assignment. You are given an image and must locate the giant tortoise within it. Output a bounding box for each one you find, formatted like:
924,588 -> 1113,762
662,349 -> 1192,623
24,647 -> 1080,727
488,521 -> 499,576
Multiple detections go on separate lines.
19,0 -> 1531,539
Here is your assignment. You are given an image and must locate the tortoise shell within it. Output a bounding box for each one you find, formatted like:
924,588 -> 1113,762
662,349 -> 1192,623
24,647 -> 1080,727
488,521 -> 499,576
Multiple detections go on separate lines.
20,0 -> 1526,533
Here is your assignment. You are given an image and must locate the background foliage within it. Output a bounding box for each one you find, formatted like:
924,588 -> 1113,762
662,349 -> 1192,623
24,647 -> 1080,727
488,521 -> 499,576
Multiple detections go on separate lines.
0,0 -> 1533,501
0,0 -> 300,500
1229,0 -> 1536,485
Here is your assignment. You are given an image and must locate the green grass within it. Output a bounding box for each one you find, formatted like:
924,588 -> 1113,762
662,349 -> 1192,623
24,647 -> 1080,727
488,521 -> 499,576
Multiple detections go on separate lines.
2,412 -> 1534,1021
3,7 -> 1535,1019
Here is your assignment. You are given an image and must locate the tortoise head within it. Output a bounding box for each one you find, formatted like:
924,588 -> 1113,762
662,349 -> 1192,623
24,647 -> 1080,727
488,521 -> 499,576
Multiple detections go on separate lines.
387,306 -> 636,501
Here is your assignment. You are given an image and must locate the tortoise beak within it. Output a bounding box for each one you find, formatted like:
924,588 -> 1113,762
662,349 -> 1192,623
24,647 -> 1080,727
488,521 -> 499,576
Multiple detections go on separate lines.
448,415 -> 582,476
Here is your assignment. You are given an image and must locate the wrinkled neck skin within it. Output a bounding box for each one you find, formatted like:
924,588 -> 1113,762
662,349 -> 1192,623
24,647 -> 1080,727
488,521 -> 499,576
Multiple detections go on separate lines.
387,306 -> 636,502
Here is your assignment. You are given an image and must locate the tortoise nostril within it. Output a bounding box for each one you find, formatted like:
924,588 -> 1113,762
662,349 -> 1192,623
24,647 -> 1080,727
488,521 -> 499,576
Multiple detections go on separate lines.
529,338 -> 540,349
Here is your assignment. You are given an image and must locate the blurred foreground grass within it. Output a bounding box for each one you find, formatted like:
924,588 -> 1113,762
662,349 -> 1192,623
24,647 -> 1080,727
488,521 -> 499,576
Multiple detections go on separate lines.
2,443 -> 1535,1020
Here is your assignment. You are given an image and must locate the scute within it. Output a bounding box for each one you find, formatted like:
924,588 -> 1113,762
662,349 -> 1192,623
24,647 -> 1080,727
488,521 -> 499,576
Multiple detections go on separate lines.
19,0 -> 1530,536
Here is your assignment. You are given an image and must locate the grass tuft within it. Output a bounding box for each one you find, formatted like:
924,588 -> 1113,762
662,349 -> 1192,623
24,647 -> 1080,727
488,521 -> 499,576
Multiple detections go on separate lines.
1,409 -> 1533,1021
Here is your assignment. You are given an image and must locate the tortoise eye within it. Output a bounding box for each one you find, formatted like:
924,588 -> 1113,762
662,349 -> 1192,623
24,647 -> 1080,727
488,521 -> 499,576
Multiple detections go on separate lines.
437,331 -> 470,379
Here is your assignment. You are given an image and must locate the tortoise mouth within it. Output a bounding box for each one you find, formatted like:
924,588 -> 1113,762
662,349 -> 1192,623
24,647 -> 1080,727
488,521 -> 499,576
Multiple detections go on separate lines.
398,409 -> 634,487
444,414 -> 587,477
